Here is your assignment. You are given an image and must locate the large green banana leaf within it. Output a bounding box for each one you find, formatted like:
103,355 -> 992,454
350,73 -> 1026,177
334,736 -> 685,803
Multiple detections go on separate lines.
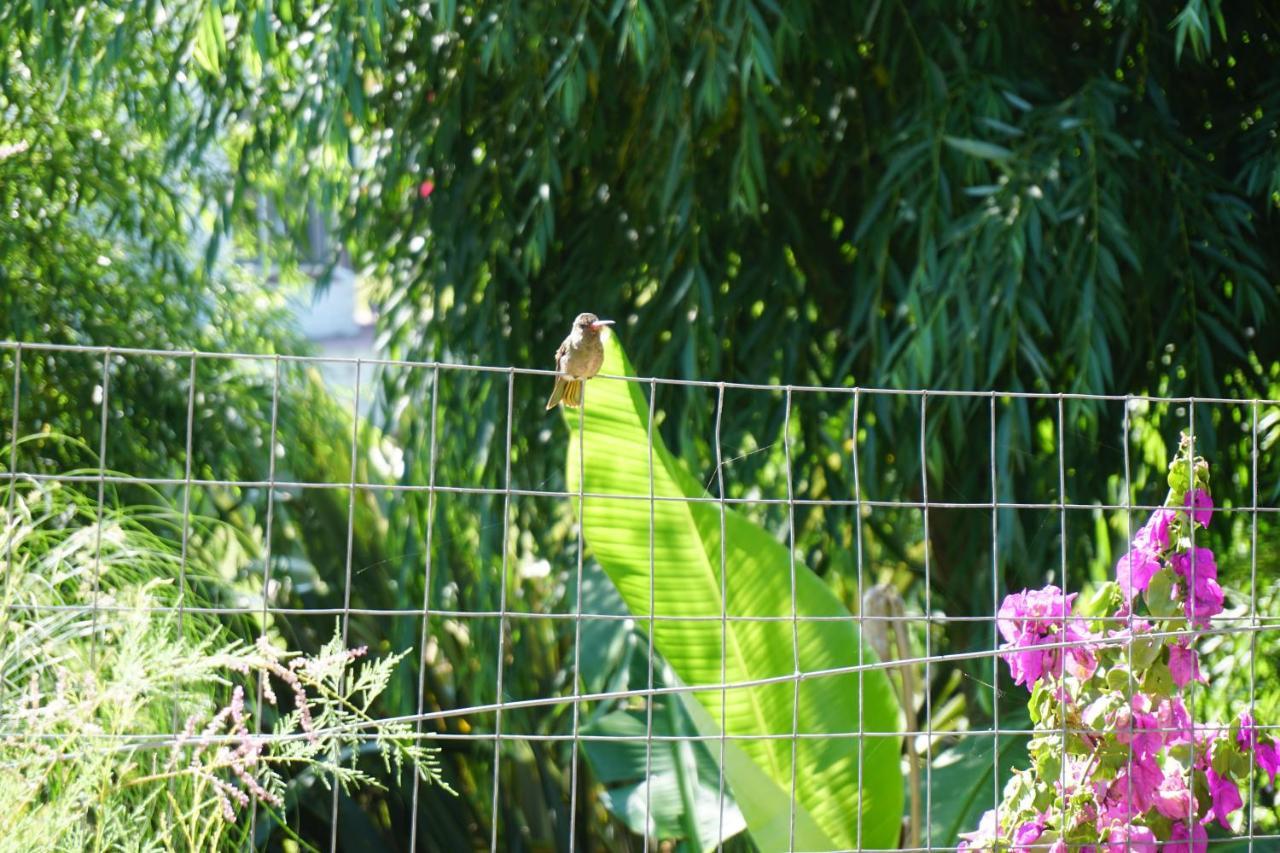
564,334 -> 903,850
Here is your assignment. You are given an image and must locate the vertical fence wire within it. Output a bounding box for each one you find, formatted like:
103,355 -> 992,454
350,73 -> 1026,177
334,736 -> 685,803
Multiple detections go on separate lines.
1122,395 -> 1137,850
161,352 -> 197,832
248,356 -> 283,843
989,392 -> 1000,843
2,344 -> 21,668
919,393 -> 933,850
174,353 -> 198,646
783,387 -> 802,851
567,384 -> 586,853
88,349 -> 111,670
1056,396 -> 1069,837
1248,399 -> 1259,851
853,389 -> 865,853
643,378 -> 658,849
409,365 -> 441,851
329,359 -> 362,853
489,369 -> 516,851
714,382 -> 729,852
1187,400 -> 1199,837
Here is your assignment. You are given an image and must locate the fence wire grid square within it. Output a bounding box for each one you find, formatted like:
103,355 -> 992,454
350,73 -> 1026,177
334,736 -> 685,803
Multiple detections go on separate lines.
2,339 -> 1278,852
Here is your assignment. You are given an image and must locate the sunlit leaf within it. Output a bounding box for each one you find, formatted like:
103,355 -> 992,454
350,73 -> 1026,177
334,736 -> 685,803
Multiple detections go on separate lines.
565,334 -> 904,851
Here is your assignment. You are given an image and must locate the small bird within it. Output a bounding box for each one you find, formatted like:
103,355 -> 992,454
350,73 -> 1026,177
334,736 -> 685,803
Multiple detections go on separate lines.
546,313 -> 615,410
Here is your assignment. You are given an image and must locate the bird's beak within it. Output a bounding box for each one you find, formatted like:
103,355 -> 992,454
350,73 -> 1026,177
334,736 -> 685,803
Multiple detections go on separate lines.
591,319 -> 615,330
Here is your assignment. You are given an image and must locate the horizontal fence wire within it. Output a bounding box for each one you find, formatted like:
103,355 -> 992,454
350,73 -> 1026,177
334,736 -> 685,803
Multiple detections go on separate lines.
3,339 -> 1278,405
2,338 -> 1277,852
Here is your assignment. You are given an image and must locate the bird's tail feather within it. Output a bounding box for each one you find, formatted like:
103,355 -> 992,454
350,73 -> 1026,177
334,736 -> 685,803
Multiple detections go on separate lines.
561,379 -> 583,408
546,378 -> 567,410
546,377 -> 585,410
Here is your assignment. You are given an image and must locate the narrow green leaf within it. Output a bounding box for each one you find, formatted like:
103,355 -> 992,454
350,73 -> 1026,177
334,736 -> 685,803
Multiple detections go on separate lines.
192,0 -> 225,75
943,136 -> 1013,162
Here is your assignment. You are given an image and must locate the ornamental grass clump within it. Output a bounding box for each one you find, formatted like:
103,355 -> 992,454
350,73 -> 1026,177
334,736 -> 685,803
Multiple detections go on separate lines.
960,434 -> 1277,852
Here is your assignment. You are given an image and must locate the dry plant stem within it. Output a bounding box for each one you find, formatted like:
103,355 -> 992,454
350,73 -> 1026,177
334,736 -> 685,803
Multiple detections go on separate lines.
863,583 -> 921,848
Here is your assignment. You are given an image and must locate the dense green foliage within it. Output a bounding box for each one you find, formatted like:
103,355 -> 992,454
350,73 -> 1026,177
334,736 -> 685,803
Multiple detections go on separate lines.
94,0 -> 1280,622
4,0 -> 1280,849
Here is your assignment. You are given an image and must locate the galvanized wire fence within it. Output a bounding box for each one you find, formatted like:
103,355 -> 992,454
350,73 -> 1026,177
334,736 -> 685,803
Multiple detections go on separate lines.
2,339 -> 1278,851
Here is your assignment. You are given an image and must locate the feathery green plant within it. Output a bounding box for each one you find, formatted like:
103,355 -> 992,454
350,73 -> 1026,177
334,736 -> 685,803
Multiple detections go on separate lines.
0,455 -> 448,852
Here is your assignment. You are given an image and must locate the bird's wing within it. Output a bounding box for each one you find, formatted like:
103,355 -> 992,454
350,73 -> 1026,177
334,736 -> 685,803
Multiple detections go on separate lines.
553,339 -> 569,372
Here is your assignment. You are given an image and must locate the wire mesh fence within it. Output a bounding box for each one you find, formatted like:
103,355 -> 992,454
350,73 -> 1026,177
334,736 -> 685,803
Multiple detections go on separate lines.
2,338 -> 1278,851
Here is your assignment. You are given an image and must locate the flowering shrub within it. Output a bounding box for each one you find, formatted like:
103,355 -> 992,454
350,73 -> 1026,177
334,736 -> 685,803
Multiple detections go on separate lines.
960,435 -> 1278,851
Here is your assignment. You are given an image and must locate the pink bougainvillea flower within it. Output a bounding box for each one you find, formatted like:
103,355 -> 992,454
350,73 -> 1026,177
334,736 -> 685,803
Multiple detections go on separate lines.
1257,742 -> 1280,785
1010,816 -> 1044,851
1115,508 -> 1178,601
1114,694 -> 1164,759
1154,770 -> 1196,820
1157,696 -> 1194,747
1168,642 -> 1205,688
1203,767 -> 1243,830
1105,752 -> 1162,815
1116,548 -> 1162,602
1237,711 -> 1280,784
1105,823 -> 1157,853
1171,547 -> 1218,581
1168,820 -> 1208,853
1134,508 -> 1176,553
997,585 -> 1097,691
1184,488 -> 1213,527
957,808 -> 998,851
1170,547 -> 1223,626
1184,574 -> 1224,626
1237,710 -> 1259,751
419,180 -> 436,199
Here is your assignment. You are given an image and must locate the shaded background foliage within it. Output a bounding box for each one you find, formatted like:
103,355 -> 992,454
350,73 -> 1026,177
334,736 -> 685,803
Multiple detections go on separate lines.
3,0 -> 1280,849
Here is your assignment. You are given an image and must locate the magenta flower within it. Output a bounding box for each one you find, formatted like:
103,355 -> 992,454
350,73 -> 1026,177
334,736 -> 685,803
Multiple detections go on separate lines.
1258,742 -> 1280,785
1115,548 -> 1162,602
1135,508 -> 1175,553
1236,710 -> 1258,751
1115,508 -> 1177,602
1106,752 -> 1163,814
1237,711 -> 1280,784
997,585 -> 1097,691
1011,816 -> 1044,850
1184,575 -> 1224,626
1105,823 -> 1157,853
1170,546 -> 1217,581
957,808 -> 998,851
1184,488 -> 1213,527
1114,694 -> 1164,759
1168,642 -> 1204,688
1168,820 -> 1208,853
1203,767 -> 1242,830
1157,697 -> 1194,747
1170,547 -> 1223,626
1154,771 -> 1195,820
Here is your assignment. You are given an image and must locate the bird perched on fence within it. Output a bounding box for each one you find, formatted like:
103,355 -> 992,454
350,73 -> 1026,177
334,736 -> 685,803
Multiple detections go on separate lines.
545,313 -> 615,410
